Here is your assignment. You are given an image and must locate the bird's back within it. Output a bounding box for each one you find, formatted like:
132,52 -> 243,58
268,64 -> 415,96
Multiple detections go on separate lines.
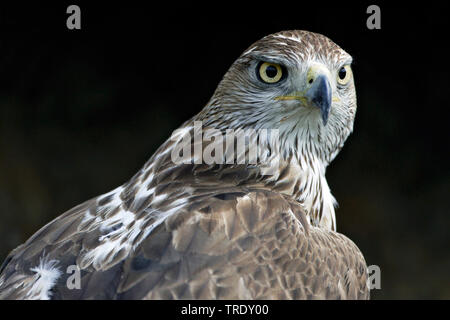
0,187 -> 368,299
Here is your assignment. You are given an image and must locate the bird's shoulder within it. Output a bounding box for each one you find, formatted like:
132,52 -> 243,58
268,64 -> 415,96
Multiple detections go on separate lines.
119,189 -> 369,299
0,188 -> 368,299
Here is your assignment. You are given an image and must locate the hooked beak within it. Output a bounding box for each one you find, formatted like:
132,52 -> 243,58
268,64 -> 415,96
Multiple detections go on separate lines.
274,66 -> 334,126
306,74 -> 332,126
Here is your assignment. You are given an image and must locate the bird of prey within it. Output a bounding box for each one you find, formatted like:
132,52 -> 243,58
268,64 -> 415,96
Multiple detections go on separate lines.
0,30 -> 369,300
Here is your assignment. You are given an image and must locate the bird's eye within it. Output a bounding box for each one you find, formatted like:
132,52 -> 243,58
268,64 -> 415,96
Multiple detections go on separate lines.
337,65 -> 352,86
257,62 -> 284,84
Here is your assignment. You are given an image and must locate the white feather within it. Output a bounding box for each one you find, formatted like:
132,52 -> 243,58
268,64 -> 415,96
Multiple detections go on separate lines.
26,256 -> 62,300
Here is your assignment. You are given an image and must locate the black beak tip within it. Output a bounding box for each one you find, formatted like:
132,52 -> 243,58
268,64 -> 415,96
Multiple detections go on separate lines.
322,113 -> 329,126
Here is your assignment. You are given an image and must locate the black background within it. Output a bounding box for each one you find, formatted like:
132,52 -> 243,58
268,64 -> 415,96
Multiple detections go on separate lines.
0,2 -> 448,299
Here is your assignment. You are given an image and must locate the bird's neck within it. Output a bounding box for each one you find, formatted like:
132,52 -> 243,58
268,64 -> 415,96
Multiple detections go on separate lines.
263,155 -> 336,231
140,121 -> 337,231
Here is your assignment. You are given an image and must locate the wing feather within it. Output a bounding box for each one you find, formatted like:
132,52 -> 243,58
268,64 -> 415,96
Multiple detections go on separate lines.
0,189 -> 368,299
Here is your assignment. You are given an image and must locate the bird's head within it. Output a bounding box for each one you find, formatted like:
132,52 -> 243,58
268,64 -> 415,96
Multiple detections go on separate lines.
199,30 -> 357,165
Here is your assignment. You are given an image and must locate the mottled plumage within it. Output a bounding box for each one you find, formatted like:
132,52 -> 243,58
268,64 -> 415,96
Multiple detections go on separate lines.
0,30 -> 368,299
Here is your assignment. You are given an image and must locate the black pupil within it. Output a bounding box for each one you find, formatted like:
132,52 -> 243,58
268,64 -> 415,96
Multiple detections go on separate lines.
338,67 -> 347,80
265,65 -> 278,78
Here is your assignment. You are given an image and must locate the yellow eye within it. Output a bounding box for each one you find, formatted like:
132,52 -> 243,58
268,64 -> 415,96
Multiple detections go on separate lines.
337,65 -> 352,86
258,62 -> 283,84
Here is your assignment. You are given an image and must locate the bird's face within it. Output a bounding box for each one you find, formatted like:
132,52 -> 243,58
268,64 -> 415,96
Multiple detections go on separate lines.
203,30 -> 357,163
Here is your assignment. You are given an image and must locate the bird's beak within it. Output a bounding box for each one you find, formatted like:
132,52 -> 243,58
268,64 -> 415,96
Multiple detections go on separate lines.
275,65 -> 333,126
305,74 -> 332,126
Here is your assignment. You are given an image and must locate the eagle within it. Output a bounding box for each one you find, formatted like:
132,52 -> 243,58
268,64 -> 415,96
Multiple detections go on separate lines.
0,30 -> 369,300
